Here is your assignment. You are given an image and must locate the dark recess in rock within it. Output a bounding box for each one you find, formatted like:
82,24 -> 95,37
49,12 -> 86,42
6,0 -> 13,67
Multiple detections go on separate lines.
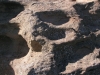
36,10 -> 70,25
0,1 -> 24,23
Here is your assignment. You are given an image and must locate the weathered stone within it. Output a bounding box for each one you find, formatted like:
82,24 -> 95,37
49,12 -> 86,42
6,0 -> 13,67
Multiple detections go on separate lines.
0,0 -> 100,75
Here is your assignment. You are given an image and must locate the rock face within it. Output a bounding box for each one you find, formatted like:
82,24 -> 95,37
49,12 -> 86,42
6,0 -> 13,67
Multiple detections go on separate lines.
0,0 -> 100,75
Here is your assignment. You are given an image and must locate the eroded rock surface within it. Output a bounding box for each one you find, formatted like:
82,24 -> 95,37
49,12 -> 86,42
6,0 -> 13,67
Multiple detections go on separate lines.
0,0 -> 100,75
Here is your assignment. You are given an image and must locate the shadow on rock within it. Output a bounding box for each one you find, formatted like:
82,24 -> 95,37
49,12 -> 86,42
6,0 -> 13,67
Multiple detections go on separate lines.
0,1 -> 24,23
33,22 -> 66,40
0,23 -> 29,75
28,68 -> 36,75
36,10 -> 70,25
50,1 -> 100,75
73,2 -> 100,35
83,64 -> 100,75
0,1 -> 28,75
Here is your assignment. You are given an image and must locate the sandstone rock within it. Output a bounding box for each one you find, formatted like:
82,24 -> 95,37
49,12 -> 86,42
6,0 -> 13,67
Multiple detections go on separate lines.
0,0 -> 100,75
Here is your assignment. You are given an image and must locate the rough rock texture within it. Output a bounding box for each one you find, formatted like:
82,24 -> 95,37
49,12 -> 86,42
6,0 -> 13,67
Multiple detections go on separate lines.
0,0 -> 100,75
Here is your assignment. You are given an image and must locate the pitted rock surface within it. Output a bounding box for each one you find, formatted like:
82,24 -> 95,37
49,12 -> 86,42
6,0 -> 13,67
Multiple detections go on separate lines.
0,0 -> 100,75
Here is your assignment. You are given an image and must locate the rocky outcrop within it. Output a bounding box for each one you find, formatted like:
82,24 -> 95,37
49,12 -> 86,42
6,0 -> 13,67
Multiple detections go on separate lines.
0,0 -> 100,75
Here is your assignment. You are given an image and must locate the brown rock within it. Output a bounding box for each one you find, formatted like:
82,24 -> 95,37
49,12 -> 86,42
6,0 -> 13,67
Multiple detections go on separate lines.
0,0 -> 100,75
